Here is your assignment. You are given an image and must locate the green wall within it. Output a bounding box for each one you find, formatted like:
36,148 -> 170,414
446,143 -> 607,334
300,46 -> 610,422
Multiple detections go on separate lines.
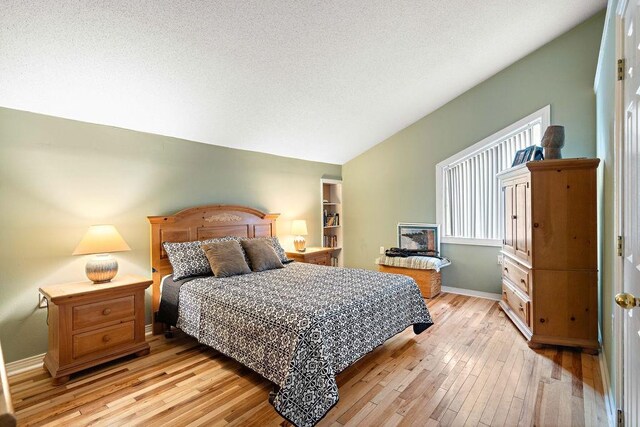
0,107 -> 341,362
595,0 -> 618,412
343,12 -> 605,296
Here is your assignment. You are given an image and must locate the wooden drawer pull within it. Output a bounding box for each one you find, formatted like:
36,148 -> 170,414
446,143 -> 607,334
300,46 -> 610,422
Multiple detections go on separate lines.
504,267 -> 509,272
518,303 -> 524,312
102,308 -> 112,315
520,279 -> 526,284
102,335 -> 111,343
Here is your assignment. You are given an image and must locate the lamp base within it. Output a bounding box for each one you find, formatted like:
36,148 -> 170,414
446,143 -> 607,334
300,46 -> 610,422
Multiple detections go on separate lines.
86,254 -> 118,284
293,236 -> 306,252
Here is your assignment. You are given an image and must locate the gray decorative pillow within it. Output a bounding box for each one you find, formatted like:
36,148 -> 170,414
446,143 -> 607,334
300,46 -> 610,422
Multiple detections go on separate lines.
240,236 -> 290,263
201,240 -> 251,277
163,236 -> 239,280
240,239 -> 284,272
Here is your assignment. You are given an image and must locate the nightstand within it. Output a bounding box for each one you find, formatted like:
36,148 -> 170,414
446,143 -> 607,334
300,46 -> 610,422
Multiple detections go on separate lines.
286,247 -> 335,266
39,274 -> 152,385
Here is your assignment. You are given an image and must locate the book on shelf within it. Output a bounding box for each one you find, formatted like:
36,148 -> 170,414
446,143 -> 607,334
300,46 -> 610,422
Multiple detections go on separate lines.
323,212 -> 339,227
323,235 -> 338,248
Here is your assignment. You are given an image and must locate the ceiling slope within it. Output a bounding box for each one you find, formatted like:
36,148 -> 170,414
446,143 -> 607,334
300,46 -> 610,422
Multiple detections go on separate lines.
0,1 -> 605,164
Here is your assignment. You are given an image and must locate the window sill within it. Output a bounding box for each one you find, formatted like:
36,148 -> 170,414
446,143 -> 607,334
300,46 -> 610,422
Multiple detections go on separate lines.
441,237 -> 502,247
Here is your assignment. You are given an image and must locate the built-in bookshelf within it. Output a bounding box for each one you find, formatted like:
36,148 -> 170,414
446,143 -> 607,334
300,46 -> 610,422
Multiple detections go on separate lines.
321,178 -> 343,267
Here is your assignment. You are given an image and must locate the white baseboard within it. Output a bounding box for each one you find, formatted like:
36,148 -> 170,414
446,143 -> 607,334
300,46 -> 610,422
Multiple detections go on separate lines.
441,286 -> 501,301
6,324 -> 155,376
6,352 -> 45,376
598,343 -> 616,427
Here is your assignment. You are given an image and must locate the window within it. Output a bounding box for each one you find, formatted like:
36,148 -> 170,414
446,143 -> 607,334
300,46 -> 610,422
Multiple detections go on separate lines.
435,105 -> 550,246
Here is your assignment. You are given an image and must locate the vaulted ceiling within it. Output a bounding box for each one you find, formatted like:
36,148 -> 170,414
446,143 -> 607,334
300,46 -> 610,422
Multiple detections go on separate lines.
1,1 -> 605,164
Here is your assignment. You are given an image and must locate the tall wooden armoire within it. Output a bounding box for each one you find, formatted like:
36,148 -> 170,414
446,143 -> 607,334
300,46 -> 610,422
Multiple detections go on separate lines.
497,158 -> 600,353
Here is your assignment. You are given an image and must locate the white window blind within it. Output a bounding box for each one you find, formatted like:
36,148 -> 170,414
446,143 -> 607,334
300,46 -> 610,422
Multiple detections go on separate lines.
436,106 -> 549,245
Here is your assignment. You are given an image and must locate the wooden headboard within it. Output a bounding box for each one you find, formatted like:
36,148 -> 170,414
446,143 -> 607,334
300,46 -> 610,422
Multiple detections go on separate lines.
147,204 -> 279,334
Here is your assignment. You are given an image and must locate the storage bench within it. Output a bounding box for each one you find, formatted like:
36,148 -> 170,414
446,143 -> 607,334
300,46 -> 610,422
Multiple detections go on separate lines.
376,255 -> 450,299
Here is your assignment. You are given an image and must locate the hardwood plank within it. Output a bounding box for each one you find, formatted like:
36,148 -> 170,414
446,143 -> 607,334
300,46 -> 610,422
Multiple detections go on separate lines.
342,401 -> 377,427
440,408 -> 459,427
478,334 -> 521,425
488,347 -> 525,425
571,394 -> 586,427
398,386 -> 446,427
335,383 -> 384,424
504,396 -> 524,426
357,391 -> 403,426
582,354 -> 597,426
571,350 -> 584,398
591,354 -> 607,427
518,347 -> 544,426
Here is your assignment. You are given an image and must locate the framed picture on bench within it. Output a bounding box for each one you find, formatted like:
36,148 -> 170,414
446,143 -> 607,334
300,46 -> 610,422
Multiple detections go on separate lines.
397,223 -> 440,254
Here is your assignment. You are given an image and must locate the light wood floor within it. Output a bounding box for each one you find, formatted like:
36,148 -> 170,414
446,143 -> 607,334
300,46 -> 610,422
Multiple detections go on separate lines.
9,293 -> 608,426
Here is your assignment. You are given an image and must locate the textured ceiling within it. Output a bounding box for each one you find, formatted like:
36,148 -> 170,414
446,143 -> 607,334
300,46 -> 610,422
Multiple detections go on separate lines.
1,1 -> 605,164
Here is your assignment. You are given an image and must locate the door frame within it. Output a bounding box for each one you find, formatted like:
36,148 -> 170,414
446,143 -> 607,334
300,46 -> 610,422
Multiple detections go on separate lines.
614,0 -> 628,417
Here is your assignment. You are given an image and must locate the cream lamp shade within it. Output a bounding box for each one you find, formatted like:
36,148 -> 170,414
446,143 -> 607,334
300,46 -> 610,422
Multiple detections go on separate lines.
73,225 -> 131,283
291,220 -> 308,236
291,220 -> 308,252
73,225 -> 131,255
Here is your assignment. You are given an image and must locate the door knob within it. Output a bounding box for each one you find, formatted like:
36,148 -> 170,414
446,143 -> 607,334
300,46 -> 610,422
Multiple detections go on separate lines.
615,293 -> 639,309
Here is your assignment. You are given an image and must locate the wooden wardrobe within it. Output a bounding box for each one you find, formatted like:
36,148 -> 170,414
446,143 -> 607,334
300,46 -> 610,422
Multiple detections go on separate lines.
497,158 -> 600,353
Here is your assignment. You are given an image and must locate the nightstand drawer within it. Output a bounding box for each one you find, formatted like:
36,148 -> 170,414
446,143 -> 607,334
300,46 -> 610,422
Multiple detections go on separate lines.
73,296 -> 135,330
73,321 -> 135,359
308,253 -> 330,265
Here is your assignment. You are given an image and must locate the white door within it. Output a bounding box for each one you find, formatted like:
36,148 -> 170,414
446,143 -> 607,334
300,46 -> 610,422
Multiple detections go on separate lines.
617,2 -> 640,425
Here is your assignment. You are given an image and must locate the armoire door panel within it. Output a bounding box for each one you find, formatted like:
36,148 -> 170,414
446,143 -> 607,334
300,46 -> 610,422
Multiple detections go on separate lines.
532,270 -> 598,342
503,184 -> 515,255
514,180 -> 531,263
531,168 -> 598,270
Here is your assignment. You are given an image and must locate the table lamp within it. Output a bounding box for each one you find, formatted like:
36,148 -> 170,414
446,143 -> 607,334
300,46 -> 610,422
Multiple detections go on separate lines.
72,225 -> 131,283
291,220 -> 308,252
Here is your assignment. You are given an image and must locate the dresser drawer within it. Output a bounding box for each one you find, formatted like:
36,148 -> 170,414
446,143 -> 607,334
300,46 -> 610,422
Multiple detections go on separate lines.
502,256 -> 530,295
502,281 -> 529,326
73,296 -> 135,331
73,321 -> 135,359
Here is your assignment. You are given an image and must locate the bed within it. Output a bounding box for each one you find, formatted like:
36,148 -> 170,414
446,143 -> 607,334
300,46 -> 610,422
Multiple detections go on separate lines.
148,205 -> 433,426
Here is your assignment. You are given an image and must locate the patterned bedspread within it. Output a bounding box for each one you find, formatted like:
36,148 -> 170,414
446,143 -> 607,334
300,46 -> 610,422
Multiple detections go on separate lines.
174,262 -> 433,426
